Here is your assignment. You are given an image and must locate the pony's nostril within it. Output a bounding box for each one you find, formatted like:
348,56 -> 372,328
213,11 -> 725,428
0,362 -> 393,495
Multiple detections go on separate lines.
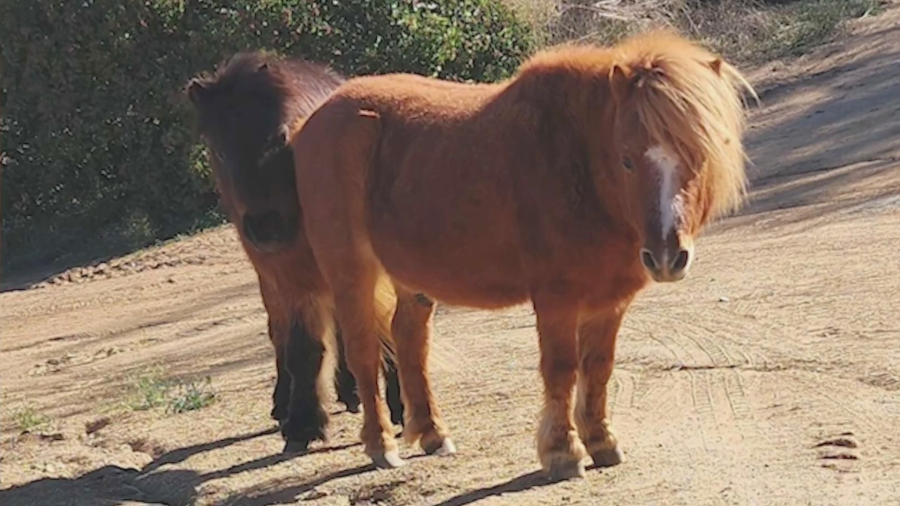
640,249 -> 659,272
671,249 -> 690,273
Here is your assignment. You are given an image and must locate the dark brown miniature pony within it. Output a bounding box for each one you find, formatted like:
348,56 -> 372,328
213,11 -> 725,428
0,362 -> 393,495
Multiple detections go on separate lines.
185,52 -> 403,451
285,29 -> 755,477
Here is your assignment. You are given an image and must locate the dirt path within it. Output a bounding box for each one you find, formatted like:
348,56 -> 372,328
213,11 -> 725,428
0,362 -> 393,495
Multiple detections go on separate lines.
3,7 -> 900,505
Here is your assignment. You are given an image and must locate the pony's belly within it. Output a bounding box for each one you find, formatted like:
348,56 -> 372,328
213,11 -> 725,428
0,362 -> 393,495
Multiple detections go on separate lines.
392,266 -> 529,309
371,239 -> 529,309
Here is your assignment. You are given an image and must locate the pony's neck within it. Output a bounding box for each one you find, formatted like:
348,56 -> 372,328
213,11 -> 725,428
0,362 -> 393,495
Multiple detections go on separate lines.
512,59 -> 638,237
584,85 -> 641,239
512,58 -> 606,130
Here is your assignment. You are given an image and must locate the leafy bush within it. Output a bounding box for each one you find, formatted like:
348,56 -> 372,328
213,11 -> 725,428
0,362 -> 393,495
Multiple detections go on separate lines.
0,0 -> 534,270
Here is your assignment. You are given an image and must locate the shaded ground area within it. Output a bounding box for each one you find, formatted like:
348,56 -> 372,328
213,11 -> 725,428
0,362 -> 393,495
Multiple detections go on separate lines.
2,5 -> 900,505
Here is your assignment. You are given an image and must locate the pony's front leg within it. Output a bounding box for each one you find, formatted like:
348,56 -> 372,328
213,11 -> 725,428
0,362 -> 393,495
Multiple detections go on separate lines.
534,298 -> 588,479
270,318 -> 291,423
333,326 -> 361,413
259,279 -> 290,423
574,304 -> 629,468
334,279 -> 404,468
391,289 -> 454,455
280,302 -> 331,453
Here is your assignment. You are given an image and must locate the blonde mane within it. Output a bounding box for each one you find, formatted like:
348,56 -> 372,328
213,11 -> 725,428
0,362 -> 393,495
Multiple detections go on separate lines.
613,30 -> 757,218
517,30 -> 756,219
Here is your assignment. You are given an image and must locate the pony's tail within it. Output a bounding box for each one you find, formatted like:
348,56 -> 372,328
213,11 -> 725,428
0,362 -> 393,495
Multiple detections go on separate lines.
372,274 -> 399,366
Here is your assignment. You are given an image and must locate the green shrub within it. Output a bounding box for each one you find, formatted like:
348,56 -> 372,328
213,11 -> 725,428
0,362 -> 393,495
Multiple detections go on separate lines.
0,0 -> 534,271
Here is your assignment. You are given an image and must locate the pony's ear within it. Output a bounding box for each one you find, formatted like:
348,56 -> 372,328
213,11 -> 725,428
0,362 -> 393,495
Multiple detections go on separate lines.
258,62 -> 269,72
609,64 -> 634,103
185,78 -> 209,105
708,58 -> 724,76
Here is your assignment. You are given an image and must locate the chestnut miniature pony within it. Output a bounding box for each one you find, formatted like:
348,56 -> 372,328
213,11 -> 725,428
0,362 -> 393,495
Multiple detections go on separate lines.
289,30 -> 755,477
185,52 -> 403,452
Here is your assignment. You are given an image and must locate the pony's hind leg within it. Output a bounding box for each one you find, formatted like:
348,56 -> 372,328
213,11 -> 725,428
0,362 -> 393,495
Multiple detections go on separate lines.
574,305 -> 629,468
533,297 -> 588,479
337,320 -> 402,422
280,299 -> 332,453
391,289 -> 454,455
338,318 -> 403,422
332,272 -> 404,468
334,325 -> 361,413
293,106 -> 399,467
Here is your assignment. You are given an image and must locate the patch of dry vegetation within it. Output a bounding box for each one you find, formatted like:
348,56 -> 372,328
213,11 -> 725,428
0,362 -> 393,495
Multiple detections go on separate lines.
11,406 -> 51,434
123,367 -> 217,414
505,0 -> 885,63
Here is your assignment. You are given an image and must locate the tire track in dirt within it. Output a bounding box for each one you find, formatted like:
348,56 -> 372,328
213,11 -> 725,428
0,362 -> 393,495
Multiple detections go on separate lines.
644,313 -> 775,469
628,311 -> 756,457
747,361 -> 900,489
624,304 -> 831,505
688,370 -> 718,455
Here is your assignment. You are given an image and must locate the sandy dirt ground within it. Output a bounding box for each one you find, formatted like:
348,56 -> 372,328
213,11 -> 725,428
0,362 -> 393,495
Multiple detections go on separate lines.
2,6 -> 900,506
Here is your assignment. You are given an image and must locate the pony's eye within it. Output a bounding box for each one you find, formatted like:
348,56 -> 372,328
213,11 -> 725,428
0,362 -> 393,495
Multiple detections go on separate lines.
622,157 -> 635,172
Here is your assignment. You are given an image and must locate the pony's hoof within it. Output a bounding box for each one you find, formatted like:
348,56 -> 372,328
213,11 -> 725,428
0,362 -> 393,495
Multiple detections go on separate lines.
591,446 -> 624,468
282,439 -> 310,454
547,460 -> 586,481
372,450 -> 406,469
279,410 -> 328,449
423,437 -> 457,457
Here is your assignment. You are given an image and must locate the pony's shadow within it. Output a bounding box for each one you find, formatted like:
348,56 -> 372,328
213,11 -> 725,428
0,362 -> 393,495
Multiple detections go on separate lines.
143,426 -> 278,472
199,440 -> 361,483
430,470 -> 570,506
215,463 -> 381,506
0,425 -> 358,506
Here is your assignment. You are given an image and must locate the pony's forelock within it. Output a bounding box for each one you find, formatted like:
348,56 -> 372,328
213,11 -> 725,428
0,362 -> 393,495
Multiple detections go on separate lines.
614,30 -> 756,219
188,52 -> 345,134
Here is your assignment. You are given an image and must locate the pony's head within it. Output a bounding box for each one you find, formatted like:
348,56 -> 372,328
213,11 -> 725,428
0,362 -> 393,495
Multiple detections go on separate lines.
185,52 -> 343,252
607,31 -> 754,282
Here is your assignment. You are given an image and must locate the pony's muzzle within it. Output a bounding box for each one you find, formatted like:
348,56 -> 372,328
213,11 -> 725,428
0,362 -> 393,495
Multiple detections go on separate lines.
640,246 -> 692,282
243,211 -> 294,253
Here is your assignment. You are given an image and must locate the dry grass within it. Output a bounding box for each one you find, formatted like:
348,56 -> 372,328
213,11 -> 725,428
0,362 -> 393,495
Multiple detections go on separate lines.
123,366 -> 218,414
505,0 -> 885,63
10,406 -> 51,433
